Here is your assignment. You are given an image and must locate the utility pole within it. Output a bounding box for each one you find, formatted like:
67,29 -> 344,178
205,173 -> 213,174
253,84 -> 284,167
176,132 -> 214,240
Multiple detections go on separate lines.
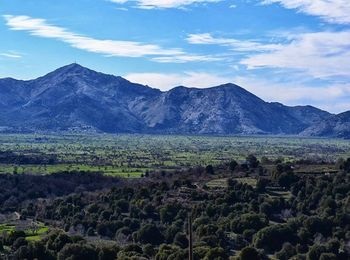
188,212 -> 193,260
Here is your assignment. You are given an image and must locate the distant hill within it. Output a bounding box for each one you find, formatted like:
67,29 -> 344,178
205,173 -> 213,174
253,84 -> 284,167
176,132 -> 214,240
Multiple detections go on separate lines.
0,63 -> 343,137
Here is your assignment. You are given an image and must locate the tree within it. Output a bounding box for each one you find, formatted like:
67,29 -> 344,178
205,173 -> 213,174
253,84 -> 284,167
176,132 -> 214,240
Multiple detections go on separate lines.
340,158 -> 350,172
12,237 -> 28,251
256,178 -> 269,192
58,243 -> 98,260
205,165 -> 214,175
278,172 -> 298,189
304,216 -> 332,236
319,253 -> 337,260
14,246 -> 31,260
229,160 -> 238,172
194,246 -> 211,259
160,204 -> 180,223
174,232 -> 188,249
246,155 -> 259,168
97,246 -> 119,260
231,213 -> 268,233
204,247 -> 228,260
253,224 -> 297,252
46,232 -> 72,252
275,243 -> 296,260
259,202 -> 272,216
239,247 -> 260,260
116,199 -> 129,213
136,224 -> 164,245
307,245 -> 326,260
155,244 -> 185,260
86,227 -> 95,236
143,244 -> 155,258
3,230 -> 26,246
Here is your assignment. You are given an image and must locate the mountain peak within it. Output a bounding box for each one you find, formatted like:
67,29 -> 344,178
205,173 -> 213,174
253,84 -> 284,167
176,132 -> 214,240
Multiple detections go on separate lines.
37,63 -> 102,82
54,63 -> 92,74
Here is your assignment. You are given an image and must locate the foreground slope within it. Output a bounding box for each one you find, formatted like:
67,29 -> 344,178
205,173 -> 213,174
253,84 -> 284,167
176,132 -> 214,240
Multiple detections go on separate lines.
0,63 -> 333,135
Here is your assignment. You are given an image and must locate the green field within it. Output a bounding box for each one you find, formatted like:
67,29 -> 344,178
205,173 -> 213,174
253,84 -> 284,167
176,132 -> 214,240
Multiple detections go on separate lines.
0,224 -> 15,233
25,224 -> 49,242
0,222 -> 49,242
0,134 -> 349,177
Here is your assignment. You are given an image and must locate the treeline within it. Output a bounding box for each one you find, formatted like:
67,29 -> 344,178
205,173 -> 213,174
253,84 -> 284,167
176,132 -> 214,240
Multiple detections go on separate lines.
0,171 -> 121,213
0,151 -> 58,165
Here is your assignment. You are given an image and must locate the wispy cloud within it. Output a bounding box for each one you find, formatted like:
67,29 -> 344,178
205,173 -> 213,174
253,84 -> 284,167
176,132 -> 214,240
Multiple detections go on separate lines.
3,15 -> 217,63
3,15 -> 181,58
109,0 -> 223,9
261,0 -> 350,24
187,31 -> 350,79
241,31 -> 350,79
0,51 -> 22,59
187,33 -> 282,52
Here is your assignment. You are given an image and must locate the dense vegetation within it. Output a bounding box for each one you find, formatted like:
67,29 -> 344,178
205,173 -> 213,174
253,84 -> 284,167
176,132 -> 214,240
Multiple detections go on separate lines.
0,172 -> 121,212
0,152 -> 349,259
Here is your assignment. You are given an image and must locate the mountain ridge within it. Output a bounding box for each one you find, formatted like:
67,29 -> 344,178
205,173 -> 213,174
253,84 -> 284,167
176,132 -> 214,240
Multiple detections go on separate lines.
0,63 -> 347,137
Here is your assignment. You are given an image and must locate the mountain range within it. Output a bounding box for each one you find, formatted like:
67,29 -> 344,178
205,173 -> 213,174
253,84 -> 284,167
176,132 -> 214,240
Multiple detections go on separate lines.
0,63 -> 348,138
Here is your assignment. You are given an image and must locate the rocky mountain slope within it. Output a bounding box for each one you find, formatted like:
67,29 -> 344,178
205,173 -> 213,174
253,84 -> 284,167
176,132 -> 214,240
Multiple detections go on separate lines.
0,63 -> 342,136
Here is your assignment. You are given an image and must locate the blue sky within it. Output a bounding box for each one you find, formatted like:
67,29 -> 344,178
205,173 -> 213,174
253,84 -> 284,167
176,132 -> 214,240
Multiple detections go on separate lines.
1,0 -> 350,113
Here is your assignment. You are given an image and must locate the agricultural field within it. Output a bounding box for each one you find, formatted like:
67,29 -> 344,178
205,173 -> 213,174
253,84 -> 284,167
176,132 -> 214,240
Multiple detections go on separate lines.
0,134 -> 349,177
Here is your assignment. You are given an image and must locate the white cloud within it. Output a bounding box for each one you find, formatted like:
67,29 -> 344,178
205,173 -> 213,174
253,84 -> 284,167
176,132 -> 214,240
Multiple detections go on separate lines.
124,71 -> 233,89
241,31 -> 350,79
110,0 -> 223,9
261,0 -> 350,24
187,33 -> 282,52
4,15 -> 217,63
233,76 -> 350,113
3,15 -> 183,58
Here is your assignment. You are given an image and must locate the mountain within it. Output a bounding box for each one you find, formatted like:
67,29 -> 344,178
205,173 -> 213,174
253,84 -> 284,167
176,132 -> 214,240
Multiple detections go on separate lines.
0,63 -> 338,136
0,64 -> 161,133
301,111 -> 350,138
